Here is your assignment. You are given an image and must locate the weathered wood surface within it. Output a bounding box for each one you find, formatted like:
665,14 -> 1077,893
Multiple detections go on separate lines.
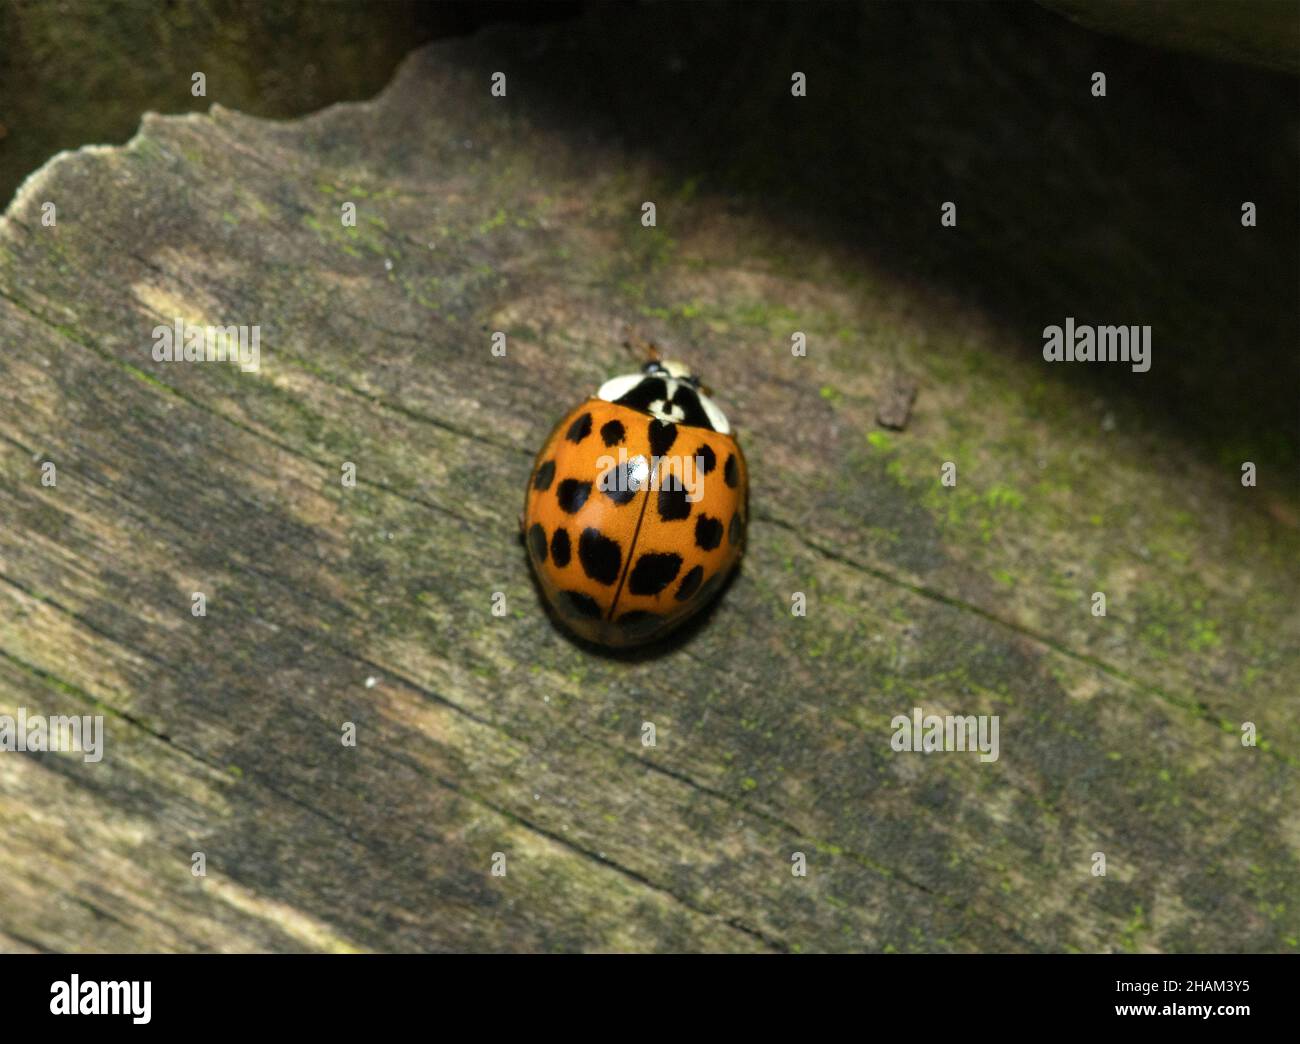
1,17 -> 1297,953
1038,0 -> 1300,74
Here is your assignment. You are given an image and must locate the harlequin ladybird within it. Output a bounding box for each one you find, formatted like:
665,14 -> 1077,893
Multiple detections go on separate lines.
523,359 -> 748,647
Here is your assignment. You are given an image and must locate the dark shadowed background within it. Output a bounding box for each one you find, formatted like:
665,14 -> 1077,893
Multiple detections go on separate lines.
3,0 -> 1296,475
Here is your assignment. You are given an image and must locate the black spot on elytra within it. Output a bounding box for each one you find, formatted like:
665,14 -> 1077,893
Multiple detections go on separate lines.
649,418 -> 677,458
694,514 -> 723,550
628,551 -> 682,596
696,570 -> 724,606
556,478 -> 591,514
527,523 -> 548,563
657,472 -> 691,521
562,590 -> 602,618
600,419 -> 625,447
729,511 -> 745,547
532,460 -> 556,491
600,455 -> 645,506
697,443 -> 716,474
566,412 -> 593,443
615,376 -> 667,412
675,564 -> 704,601
550,528 -> 571,567
668,385 -> 712,429
616,610 -> 663,639
603,482 -> 637,506
578,527 -> 622,586
724,452 -> 739,488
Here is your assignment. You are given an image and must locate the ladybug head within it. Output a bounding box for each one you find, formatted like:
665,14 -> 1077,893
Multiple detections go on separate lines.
642,358 -> 699,384
599,359 -> 730,433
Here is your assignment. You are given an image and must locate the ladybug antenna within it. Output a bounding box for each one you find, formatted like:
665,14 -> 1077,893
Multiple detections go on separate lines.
622,330 -> 662,367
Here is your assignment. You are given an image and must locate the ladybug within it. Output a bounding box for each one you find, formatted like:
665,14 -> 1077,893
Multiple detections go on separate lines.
522,358 -> 748,647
